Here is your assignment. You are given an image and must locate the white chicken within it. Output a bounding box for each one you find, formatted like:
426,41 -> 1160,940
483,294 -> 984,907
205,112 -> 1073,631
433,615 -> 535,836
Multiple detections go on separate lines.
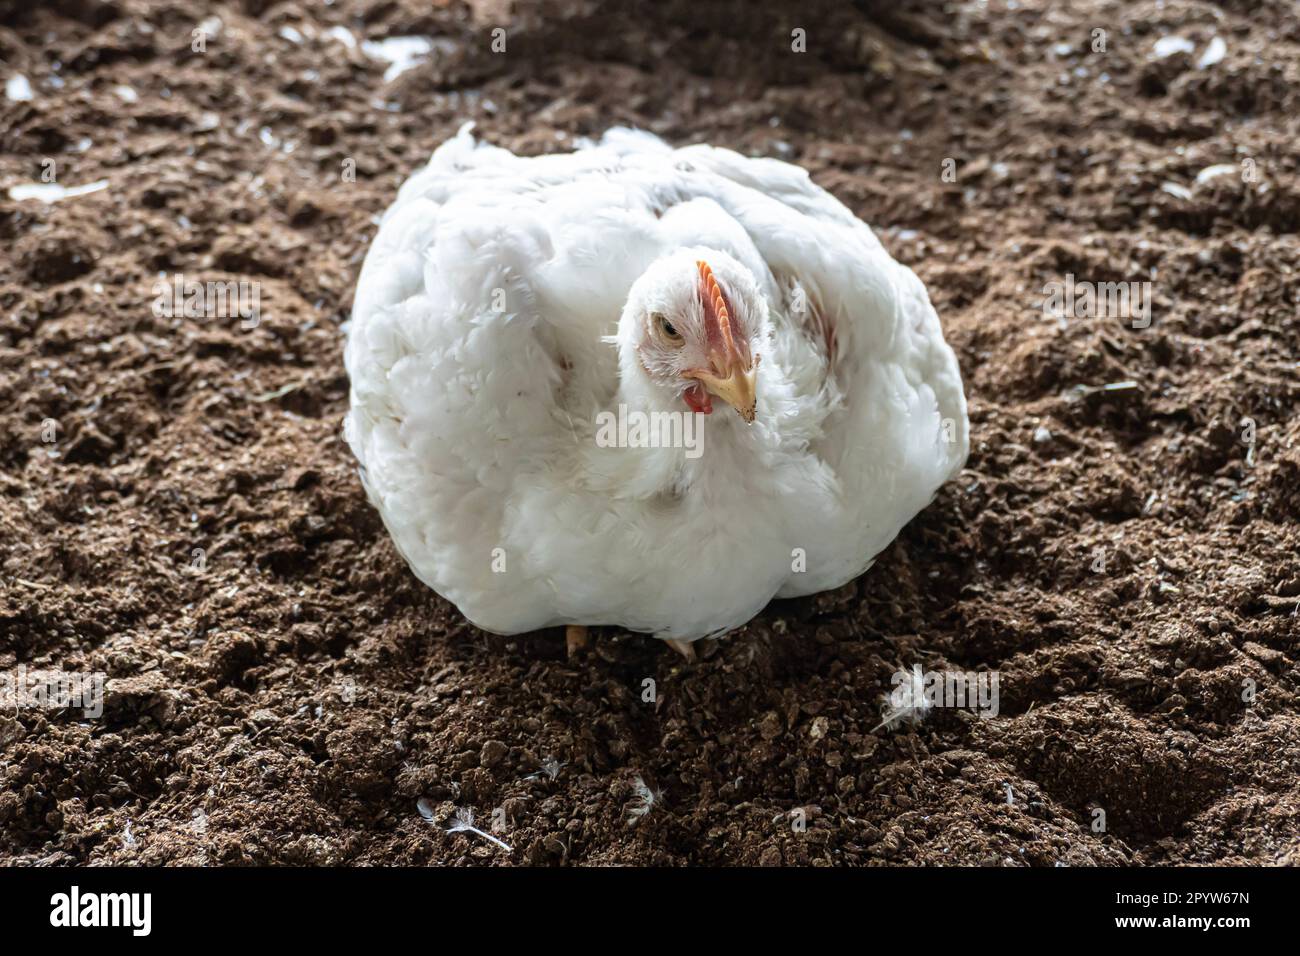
344,125 -> 968,658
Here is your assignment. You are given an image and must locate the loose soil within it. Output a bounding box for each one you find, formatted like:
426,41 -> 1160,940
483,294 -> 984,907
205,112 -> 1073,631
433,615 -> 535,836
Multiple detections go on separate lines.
1,0 -> 1298,865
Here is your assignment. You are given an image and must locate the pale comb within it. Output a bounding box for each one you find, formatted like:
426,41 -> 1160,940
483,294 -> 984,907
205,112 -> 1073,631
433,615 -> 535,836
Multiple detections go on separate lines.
696,259 -> 736,353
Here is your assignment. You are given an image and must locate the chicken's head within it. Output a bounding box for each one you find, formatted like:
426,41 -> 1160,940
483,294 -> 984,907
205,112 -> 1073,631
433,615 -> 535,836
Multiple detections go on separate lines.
620,248 -> 764,423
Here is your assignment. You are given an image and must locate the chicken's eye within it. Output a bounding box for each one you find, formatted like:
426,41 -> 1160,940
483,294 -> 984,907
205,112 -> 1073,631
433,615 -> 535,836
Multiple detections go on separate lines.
652,312 -> 683,346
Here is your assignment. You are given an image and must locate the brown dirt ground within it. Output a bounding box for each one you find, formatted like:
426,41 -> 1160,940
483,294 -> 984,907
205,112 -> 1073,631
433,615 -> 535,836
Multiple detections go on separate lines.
1,0 -> 1298,867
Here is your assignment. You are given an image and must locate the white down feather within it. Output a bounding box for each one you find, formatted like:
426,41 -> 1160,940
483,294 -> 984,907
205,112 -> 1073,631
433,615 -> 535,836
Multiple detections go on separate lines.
345,124 -> 969,643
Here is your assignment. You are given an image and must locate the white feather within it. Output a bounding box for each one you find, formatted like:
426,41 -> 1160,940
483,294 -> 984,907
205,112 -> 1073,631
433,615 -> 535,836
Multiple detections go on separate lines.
345,126 -> 969,643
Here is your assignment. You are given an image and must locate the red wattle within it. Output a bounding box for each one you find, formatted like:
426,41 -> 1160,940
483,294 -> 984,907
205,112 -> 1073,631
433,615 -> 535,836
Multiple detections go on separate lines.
683,383 -> 713,414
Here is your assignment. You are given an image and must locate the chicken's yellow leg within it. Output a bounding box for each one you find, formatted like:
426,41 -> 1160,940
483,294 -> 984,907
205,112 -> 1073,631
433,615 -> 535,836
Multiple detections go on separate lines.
666,638 -> 696,662
565,624 -> 589,658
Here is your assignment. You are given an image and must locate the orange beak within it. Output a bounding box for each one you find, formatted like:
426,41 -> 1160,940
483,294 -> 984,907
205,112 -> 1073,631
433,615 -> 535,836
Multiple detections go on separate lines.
686,260 -> 759,424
